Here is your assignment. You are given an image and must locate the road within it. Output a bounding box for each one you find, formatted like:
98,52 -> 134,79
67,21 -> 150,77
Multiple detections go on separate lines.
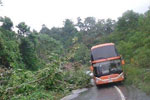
63,83 -> 150,100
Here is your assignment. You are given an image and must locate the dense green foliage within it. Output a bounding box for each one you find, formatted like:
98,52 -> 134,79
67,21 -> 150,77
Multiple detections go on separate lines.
19,37 -> 40,70
0,17 -> 13,31
0,14 -> 91,100
0,8 -> 150,99
0,28 -> 24,69
0,58 -> 90,100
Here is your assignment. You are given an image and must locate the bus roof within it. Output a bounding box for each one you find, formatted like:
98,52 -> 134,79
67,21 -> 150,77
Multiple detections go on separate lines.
91,43 -> 114,50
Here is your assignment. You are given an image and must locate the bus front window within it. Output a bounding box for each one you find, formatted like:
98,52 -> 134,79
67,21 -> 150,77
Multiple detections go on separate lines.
93,59 -> 123,77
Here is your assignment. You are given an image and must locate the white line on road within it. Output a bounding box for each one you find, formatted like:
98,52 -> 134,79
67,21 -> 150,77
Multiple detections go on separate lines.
114,86 -> 126,100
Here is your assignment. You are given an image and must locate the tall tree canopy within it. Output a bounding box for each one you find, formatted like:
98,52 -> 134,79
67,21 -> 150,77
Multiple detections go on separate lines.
16,22 -> 30,36
117,10 -> 139,31
0,16 -> 13,31
84,17 -> 96,31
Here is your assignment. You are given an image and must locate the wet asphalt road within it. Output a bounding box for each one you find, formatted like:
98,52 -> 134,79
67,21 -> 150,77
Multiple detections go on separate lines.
72,83 -> 150,100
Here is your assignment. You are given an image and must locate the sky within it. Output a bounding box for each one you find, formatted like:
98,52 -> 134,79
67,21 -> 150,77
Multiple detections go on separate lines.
0,0 -> 149,31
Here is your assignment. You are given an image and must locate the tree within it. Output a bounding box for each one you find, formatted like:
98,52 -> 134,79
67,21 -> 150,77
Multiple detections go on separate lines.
0,28 -> 24,68
63,19 -> 77,34
95,19 -> 105,35
16,22 -> 30,36
0,16 -> 13,31
76,17 -> 84,31
117,10 -> 139,31
84,17 -> 96,31
62,19 -> 77,47
103,19 -> 116,34
19,38 -> 39,70
35,34 -> 63,62
73,43 -> 90,64
40,24 -> 50,34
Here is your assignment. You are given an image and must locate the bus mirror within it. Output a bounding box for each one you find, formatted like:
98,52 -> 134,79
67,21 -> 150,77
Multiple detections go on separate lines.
90,66 -> 93,71
121,60 -> 125,65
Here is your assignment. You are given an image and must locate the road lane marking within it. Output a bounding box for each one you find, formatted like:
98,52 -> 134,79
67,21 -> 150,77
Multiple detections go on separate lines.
114,86 -> 126,100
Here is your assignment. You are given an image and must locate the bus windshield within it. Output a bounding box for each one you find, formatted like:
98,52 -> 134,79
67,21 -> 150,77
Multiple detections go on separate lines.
93,59 -> 123,77
91,45 -> 119,61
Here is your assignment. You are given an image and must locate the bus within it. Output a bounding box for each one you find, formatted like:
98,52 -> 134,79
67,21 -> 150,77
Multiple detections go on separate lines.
90,43 -> 125,85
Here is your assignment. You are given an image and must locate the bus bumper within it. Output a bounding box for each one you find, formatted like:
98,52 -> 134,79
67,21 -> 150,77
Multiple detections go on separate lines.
94,72 -> 124,85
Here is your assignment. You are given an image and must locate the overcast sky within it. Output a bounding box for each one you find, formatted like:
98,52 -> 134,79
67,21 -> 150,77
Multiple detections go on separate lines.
0,0 -> 149,31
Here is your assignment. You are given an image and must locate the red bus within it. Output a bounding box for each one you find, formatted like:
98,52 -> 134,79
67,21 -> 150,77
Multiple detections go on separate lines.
90,43 -> 125,85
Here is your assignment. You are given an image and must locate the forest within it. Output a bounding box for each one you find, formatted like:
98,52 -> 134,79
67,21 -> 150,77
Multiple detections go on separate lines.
0,9 -> 150,99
